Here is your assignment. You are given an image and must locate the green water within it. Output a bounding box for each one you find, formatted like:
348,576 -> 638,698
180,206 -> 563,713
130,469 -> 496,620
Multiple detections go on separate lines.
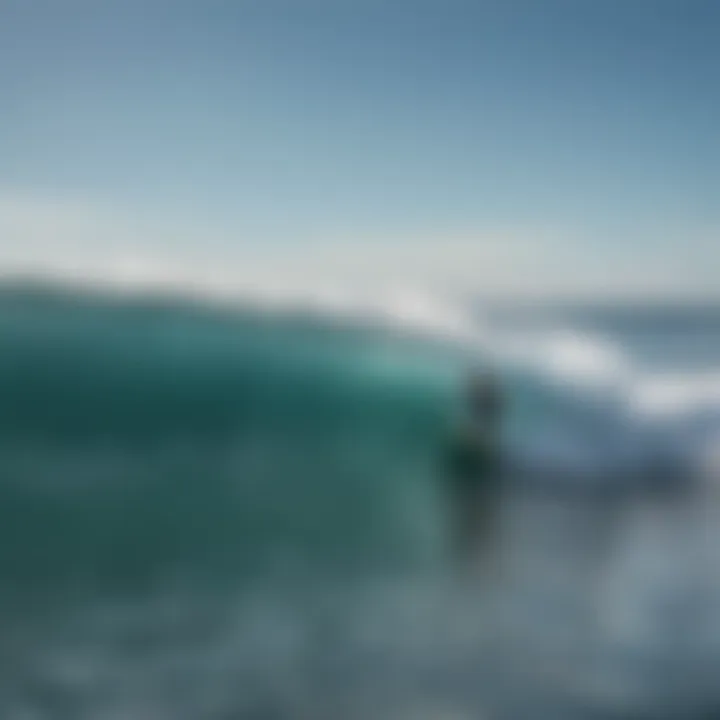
0,286 -> 461,591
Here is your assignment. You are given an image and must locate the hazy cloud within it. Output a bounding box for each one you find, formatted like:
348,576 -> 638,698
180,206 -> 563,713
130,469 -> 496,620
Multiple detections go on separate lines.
0,191 -> 716,302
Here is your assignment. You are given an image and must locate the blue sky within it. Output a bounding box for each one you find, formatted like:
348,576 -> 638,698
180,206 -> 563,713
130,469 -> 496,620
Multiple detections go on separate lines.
1,0 -> 717,299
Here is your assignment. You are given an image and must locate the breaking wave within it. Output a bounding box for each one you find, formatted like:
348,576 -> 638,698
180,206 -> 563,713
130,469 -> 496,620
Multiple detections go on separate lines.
1,278 -> 720,719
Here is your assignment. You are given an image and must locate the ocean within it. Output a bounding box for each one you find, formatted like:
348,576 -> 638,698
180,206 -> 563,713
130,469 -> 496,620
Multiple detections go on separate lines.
1,281 -> 719,719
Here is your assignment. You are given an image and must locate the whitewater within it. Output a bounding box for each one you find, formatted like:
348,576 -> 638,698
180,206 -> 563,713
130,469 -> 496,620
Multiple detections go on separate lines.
1,278 -> 720,719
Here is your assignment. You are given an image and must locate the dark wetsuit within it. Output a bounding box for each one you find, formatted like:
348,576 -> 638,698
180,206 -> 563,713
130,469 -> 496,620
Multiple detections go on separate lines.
444,376 -> 504,562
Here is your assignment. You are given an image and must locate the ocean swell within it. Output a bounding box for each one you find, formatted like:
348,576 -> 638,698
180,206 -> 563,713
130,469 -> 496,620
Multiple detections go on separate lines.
2,282 -> 720,718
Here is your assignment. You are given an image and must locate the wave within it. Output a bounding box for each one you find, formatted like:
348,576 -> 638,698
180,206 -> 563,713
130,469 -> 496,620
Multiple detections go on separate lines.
0,278 -> 718,589
0,281 -> 467,590
2,278 -> 720,718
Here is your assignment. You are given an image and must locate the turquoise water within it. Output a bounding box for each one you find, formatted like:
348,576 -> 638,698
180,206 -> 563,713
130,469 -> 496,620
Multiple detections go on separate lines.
0,286 -> 462,593
2,283 -> 720,719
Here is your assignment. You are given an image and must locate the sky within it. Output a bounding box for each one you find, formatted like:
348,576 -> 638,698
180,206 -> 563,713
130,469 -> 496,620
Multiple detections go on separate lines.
1,0 -> 718,301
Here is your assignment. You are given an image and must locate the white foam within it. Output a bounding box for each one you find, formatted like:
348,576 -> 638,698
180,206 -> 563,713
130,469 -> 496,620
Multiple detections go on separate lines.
535,332 -> 629,387
631,372 -> 720,418
483,324 -> 720,480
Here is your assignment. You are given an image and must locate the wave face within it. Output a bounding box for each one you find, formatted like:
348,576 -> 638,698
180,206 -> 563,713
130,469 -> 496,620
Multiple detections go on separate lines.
0,285 -> 465,593
2,282 -> 720,720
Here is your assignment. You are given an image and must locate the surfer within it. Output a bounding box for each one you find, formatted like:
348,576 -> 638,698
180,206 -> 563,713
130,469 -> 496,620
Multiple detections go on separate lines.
444,370 -> 505,568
